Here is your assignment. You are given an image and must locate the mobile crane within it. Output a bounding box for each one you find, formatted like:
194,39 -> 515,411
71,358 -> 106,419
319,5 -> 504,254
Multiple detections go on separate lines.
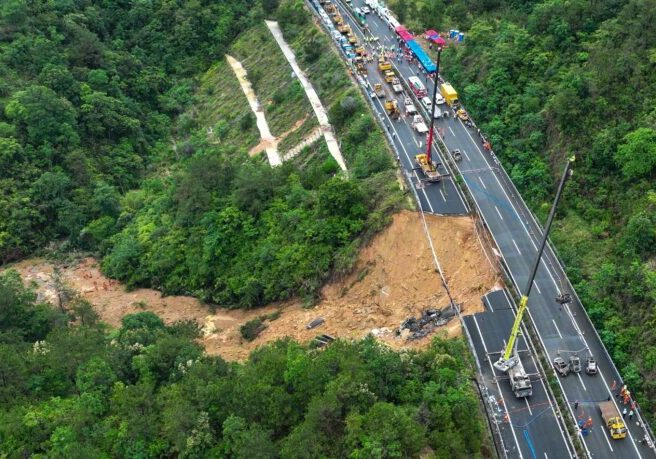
415,47 -> 443,183
493,157 -> 575,398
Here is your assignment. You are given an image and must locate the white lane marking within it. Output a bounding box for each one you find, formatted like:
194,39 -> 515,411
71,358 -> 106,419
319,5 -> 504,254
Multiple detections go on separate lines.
472,316 -> 524,459
463,149 -> 472,161
544,454 -> 549,459
602,423 -> 614,452
524,397 -> 533,415
494,205 -> 504,221
457,119 -> 539,248
512,239 -> 522,255
576,372 -> 587,391
551,319 -> 563,339
448,126 -> 455,136
478,176 -> 487,189
439,189 -> 446,202
414,137 -> 421,148
533,280 -> 541,294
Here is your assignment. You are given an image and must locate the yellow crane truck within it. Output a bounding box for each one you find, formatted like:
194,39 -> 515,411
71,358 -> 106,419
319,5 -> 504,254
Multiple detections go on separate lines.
599,401 -> 627,440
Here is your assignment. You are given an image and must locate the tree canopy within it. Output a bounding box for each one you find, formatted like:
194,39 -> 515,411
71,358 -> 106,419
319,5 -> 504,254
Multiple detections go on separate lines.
0,273 -> 488,458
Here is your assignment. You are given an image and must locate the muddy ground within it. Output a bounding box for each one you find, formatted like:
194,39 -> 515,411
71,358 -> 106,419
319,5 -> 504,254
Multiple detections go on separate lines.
10,210 -> 501,361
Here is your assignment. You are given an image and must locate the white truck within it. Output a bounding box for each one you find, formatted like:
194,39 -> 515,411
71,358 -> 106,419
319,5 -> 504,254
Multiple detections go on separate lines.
411,114 -> 428,134
404,97 -> 417,115
508,359 -> 533,398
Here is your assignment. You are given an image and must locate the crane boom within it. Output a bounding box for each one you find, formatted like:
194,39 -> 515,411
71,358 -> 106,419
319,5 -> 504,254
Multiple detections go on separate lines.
494,157 -> 574,372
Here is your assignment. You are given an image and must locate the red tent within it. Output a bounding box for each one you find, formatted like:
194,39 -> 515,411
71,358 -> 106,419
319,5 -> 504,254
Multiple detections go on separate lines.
424,29 -> 439,39
395,26 -> 414,42
431,36 -> 447,46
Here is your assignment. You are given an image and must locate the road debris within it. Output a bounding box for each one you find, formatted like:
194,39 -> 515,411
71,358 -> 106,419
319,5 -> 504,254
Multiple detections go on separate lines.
398,305 -> 458,341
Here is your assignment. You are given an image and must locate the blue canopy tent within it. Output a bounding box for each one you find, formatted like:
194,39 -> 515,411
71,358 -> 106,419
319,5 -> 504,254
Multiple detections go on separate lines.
406,40 -> 436,73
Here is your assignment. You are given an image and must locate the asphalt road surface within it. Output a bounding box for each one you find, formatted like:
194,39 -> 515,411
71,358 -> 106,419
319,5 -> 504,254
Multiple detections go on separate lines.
311,1 -> 656,457
464,290 -> 574,458
310,3 -> 469,215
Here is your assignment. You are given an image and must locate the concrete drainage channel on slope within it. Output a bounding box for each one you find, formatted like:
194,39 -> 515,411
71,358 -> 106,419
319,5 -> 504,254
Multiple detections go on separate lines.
226,54 -> 282,167
265,20 -> 348,172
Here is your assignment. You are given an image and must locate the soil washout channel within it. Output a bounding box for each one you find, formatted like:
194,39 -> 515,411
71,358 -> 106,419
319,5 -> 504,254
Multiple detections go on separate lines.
10,211 -> 501,361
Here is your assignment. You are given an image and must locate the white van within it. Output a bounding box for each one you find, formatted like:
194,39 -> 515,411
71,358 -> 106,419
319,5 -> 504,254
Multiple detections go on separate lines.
421,96 -> 432,112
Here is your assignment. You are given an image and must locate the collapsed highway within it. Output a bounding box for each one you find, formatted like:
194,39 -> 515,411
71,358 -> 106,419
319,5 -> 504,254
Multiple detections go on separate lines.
307,0 -> 656,457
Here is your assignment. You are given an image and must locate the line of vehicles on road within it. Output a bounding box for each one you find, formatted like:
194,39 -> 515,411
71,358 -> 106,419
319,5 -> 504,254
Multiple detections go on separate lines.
316,0 -> 639,446
319,0 -> 472,184
318,0 -> 640,446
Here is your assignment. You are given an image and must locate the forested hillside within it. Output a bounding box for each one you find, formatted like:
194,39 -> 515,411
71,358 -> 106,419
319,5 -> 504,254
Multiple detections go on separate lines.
0,271 -> 487,457
0,0 -> 265,262
101,14 -> 402,308
0,0 -> 404,307
388,0 -> 656,417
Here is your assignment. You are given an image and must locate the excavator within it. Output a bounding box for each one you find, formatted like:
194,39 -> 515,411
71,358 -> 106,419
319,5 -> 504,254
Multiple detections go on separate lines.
493,157 -> 575,398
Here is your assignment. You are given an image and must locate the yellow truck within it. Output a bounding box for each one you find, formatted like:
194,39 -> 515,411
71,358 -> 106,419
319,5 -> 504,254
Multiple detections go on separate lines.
384,70 -> 395,83
440,83 -> 459,106
378,57 -> 392,72
599,401 -> 627,440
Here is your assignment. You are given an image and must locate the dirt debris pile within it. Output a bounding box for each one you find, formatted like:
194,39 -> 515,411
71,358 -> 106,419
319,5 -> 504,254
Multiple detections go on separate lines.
9,210 -> 501,361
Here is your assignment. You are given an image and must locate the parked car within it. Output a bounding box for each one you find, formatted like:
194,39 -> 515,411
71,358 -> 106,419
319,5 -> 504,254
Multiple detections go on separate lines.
585,356 -> 598,375
434,93 -> 446,105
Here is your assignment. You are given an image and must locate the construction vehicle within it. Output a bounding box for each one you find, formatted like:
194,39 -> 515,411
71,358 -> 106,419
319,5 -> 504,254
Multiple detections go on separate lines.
599,401 -> 627,440
378,57 -> 392,71
371,83 -> 384,98
415,153 -> 440,182
493,157 -> 575,399
353,56 -> 366,75
414,47 -> 443,184
411,114 -> 428,134
384,70 -> 395,83
508,359 -> 533,397
585,355 -> 597,375
391,77 -> 403,93
440,82 -> 459,106
404,97 -> 417,115
553,356 -> 570,377
384,99 -> 400,119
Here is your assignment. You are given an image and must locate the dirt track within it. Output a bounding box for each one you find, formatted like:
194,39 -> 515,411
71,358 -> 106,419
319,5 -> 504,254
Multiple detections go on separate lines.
10,210 -> 501,361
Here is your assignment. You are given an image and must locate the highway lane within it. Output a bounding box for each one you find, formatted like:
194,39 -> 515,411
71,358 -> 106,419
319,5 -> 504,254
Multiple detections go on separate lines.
314,2 -> 468,215
333,1 -> 656,457
465,290 -> 574,458
443,108 -> 646,458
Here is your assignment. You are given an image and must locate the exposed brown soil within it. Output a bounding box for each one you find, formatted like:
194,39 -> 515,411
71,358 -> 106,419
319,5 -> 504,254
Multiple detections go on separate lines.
9,210 -> 501,361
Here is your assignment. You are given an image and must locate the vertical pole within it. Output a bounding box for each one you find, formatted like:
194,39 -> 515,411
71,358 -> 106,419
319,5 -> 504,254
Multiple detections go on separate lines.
424,47 -> 442,164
